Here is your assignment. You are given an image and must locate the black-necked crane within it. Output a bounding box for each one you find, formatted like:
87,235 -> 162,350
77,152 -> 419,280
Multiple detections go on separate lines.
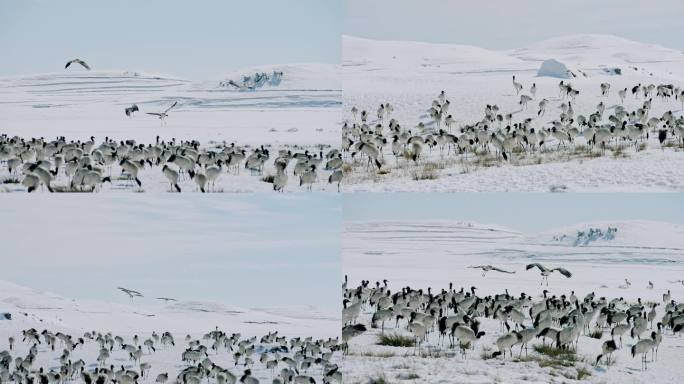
491,331 -> 522,358
299,164 -> 317,191
451,323 -> 485,357
631,332 -> 657,370
125,104 -> 139,117
162,164 -> 181,192
156,297 -> 176,303
468,265 -> 515,277
408,320 -> 427,355
512,76 -> 523,95
342,324 -> 366,354
273,170 -> 288,192
119,159 -> 143,187
328,169 -> 343,192
146,101 -> 178,125
117,287 -> 143,300
595,339 -> 618,366
525,263 -> 572,285
600,82 -> 611,96
65,59 -> 90,70
351,142 -> 381,170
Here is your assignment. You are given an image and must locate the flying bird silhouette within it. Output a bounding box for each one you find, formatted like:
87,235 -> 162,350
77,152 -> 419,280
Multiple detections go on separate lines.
125,104 -> 139,117
156,297 -> 177,302
468,265 -> 515,276
117,287 -> 143,300
65,59 -> 91,70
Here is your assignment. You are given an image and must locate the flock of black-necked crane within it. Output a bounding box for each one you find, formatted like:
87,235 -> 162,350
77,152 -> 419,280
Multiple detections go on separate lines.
0,135 -> 342,193
342,272 -> 683,372
344,78 -> 684,174
1,328 -> 341,384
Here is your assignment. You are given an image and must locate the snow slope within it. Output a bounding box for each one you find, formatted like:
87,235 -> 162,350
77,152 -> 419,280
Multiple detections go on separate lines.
0,63 -> 340,145
0,280 -> 338,337
509,34 -> 684,77
342,220 -> 684,383
0,64 -> 343,193
343,35 -> 684,192
344,36 -> 527,73
216,63 -> 340,91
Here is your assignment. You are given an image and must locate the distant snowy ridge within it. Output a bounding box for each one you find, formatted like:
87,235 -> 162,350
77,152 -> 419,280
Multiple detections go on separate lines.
535,220 -> 684,250
509,34 -> 684,65
344,33 -> 684,77
343,35 -> 529,72
551,226 -> 618,246
0,70 -> 188,82
346,220 -> 522,238
215,63 -> 340,90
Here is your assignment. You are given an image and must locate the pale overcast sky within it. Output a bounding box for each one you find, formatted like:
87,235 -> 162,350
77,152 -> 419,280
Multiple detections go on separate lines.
0,195 -> 341,310
345,0 -> 684,50
344,193 -> 684,233
0,0 -> 341,78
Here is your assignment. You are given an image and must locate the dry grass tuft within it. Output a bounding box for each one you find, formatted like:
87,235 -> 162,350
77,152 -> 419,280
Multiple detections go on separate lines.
377,333 -> 415,347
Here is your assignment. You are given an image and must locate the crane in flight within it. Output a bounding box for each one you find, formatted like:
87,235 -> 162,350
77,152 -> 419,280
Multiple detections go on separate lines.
65,59 -> 91,70
525,263 -> 572,286
117,287 -> 143,300
156,297 -> 177,303
146,101 -> 178,125
468,265 -> 515,277
125,104 -> 139,117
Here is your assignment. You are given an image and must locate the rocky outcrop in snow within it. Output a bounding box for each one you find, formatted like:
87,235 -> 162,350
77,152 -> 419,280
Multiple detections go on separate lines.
537,59 -> 573,78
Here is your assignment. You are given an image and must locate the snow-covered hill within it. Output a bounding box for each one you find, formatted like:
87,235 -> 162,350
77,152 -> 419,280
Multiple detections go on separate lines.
343,34 -> 684,192
509,34 -> 684,77
216,63 -> 340,90
0,279 -> 338,336
536,220 -> 684,250
344,36 -> 529,72
0,63 -> 341,145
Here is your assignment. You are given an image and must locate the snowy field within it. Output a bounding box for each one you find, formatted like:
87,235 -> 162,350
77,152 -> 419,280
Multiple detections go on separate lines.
342,35 -> 684,192
341,220 -> 684,383
0,280 -> 342,384
0,63 -> 343,192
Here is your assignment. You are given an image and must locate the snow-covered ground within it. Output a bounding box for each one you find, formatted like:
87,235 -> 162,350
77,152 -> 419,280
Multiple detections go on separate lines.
0,63 -> 342,192
342,35 -> 684,192
0,279 -> 341,384
342,220 -> 684,383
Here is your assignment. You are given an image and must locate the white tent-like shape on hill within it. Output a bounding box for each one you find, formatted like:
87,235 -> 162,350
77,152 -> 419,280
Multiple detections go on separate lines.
537,58 -> 572,78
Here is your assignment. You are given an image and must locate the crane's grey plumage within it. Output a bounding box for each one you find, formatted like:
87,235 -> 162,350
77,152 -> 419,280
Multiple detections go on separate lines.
146,101 -> 178,124
526,263 -> 572,285
342,324 -> 366,354
526,263 -> 572,277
